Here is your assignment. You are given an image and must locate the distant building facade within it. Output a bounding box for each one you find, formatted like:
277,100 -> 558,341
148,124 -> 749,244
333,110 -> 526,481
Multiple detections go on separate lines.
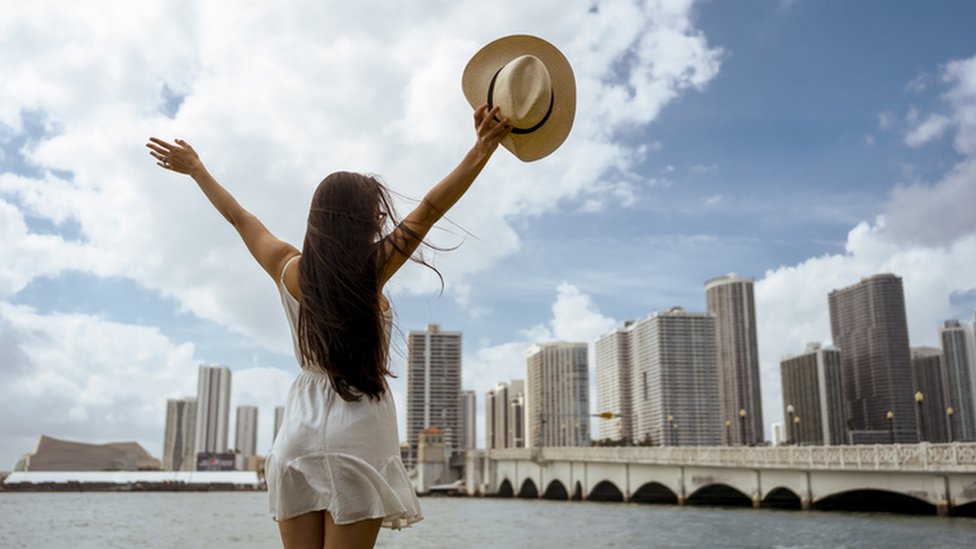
595,325 -> 633,442
461,390 -> 477,450
629,308 -> 722,446
780,343 -> 846,446
195,365 -> 232,455
828,274 -> 917,444
526,343 -> 590,448
162,398 -> 197,471
235,405 -> 258,459
485,380 -> 525,449
910,347 -> 949,443
706,274 -> 765,445
940,320 -> 976,441
406,324 -> 462,468
17,435 -> 160,472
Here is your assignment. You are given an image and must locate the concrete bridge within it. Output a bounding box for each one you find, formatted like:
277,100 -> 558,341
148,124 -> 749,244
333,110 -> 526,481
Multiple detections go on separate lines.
464,443 -> 976,517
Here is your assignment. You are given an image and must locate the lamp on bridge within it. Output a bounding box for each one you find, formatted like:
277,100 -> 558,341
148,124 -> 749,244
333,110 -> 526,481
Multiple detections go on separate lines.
793,415 -> 801,446
786,404 -> 796,445
738,408 -> 747,447
886,410 -> 895,444
915,391 -> 925,442
947,406 -> 955,442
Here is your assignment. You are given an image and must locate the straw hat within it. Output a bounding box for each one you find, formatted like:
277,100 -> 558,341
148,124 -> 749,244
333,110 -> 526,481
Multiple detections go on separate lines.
462,35 -> 576,162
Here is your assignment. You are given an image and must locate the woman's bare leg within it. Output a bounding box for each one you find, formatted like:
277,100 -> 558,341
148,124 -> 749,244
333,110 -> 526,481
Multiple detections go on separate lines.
277,510 -> 325,549
324,511 -> 382,549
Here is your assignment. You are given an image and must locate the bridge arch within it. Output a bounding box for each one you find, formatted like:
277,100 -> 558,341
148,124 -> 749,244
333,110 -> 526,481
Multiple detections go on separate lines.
687,483 -> 752,507
497,478 -> 514,497
762,487 -> 802,510
814,489 -> 936,515
518,478 -> 539,499
630,481 -> 678,504
951,501 -> 976,517
543,479 -> 569,500
588,480 -> 625,502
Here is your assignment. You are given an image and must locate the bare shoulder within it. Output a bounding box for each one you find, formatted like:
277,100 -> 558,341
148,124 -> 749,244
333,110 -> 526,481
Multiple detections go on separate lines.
281,254 -> 302,300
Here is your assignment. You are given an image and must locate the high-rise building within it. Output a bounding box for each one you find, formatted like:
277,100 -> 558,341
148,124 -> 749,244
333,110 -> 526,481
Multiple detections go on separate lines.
705,274 -> 764,445
526,343 -> 590,447
828,274 -> 917,444
630,308 -> 722,446
195,365 -> 232,456
460,390 -> 476,450
940,321 -> 976,441
235,405 -> 259,458
780,343 -> 846,446
406,324 -> 462,468
162,398 -> 197,471
910,347 -> 949,443
595,324 -> 633,442
485,380 -> 525,449
273,406 -> 285,442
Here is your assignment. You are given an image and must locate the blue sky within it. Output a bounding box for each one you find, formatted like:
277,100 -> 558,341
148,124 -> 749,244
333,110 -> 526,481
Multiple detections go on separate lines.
2,0 -> 976,469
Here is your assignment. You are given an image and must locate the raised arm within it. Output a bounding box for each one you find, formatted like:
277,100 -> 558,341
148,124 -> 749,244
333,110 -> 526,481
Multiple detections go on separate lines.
146,138 -> 298,280
378,104 -> 511,285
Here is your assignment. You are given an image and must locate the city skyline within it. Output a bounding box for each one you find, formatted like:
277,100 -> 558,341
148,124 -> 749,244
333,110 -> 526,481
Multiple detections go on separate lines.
4,1 -> 976,470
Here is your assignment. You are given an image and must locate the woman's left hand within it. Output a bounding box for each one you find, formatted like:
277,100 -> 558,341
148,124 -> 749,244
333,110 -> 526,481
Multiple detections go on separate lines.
146,137 -> 204,176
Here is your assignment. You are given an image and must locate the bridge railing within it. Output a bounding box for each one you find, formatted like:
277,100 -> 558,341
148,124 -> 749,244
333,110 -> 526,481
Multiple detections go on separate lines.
487,443 -> 976,472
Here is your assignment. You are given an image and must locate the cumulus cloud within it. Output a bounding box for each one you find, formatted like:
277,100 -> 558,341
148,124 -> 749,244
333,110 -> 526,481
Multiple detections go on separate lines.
887,53 -> 976,245
463,282 -> 617,445
904,113 -> 951,147
0,304 -> 200,468
0,0 -> 721,353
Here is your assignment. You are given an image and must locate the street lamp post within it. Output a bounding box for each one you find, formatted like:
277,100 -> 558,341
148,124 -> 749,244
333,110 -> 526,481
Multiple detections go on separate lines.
915,391 -> 925,442
793,415 -> 801,446
738,408 -> 747,446
786,404 -> 795,445
947,406 -> 955,443
886,410 -> 895,444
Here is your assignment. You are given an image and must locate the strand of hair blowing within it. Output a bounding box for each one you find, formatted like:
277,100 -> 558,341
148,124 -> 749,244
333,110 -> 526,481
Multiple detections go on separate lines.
296,173 -> 391,402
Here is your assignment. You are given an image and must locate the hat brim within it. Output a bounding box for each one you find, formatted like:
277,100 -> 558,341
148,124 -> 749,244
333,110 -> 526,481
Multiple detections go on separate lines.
462,35 -> 576,163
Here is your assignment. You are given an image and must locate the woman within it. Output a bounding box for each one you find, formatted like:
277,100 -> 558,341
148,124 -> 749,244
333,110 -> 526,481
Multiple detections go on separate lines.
146,104 -> 512,549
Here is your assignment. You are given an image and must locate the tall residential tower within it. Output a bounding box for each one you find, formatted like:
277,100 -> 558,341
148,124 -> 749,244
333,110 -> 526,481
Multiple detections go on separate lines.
629,308 -> 722,446
195,365 -> 232,456
162,398 -> 197,471
705,274 -> 764,445
406,324 -> 462,468
526,343 -> 590,447
779,343 -> 846,446
595,324 -> 633,442
828,274 -> 917,443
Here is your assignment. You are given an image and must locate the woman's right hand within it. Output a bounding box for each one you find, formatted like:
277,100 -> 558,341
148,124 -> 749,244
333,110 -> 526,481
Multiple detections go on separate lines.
472,104 -> 512,158
146,137 -> 204,176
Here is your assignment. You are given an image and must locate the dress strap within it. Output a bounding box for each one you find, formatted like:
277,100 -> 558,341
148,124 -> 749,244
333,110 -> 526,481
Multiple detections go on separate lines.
280,255 -> 301,285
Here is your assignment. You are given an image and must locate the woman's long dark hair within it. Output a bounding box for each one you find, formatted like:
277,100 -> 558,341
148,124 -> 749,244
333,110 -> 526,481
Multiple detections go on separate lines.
297,171 -> 440,402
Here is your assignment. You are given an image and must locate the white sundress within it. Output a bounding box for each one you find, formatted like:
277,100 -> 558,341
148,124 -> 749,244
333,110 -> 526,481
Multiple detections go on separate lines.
265,256 -> 423,528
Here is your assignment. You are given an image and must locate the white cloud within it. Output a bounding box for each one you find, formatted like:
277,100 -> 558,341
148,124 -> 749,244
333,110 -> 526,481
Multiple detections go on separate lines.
0,303 -> 201,468
904,113 -> 951,147
878,111 -> 894,129
462,282 -> 617,445
887,53 -> 976,245
0,0 -> 722,351
755,221 -> 976,430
